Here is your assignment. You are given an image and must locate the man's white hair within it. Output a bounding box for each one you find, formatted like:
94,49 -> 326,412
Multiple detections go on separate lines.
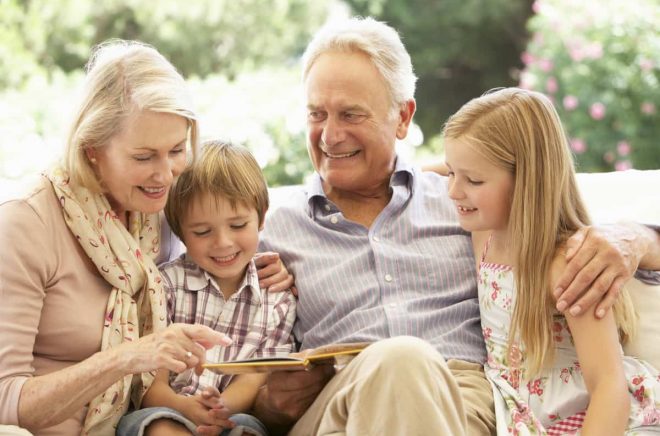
302,16 -> 417,108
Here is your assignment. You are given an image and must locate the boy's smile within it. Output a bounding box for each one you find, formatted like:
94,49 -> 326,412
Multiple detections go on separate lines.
181,193 -> 262,299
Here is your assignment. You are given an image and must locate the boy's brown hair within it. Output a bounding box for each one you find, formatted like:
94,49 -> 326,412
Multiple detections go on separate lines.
165,140 -> 269,241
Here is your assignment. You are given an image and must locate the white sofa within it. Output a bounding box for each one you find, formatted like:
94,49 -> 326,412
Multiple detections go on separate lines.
575,170 -> 660,370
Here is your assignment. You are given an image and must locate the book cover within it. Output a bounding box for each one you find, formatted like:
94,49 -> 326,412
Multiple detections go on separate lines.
203,342 -> 371,374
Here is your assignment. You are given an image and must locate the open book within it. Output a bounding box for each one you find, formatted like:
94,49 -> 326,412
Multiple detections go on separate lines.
203,342 -> 371,374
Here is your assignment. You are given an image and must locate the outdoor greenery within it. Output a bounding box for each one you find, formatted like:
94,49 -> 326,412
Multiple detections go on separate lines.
522,0 -> 660,171
0,0 -> 657,193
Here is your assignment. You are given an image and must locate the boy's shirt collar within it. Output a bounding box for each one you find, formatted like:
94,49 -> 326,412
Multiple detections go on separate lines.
181,254 -> 262,304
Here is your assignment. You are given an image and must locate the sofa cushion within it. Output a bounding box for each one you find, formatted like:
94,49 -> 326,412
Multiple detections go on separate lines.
623,278 -> 660,370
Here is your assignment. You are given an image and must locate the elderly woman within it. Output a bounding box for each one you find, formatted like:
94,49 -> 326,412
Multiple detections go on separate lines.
0,41 -> 290,436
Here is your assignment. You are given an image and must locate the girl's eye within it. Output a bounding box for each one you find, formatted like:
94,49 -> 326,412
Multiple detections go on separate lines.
231,223 -> 248,230
193,229 -> 211,236
468,179 -> 484,186
133,155 -> 152,162
170,147 -> 185,155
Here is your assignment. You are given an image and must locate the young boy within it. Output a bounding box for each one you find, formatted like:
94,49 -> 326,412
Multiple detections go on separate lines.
117,141 -> 296,436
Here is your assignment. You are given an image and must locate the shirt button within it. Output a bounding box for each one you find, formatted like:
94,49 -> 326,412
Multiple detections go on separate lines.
389,303 -> 396,309
373,235 -> 380,242
384,274 -> 393,282
324,204 -> 331,211
330,216 -> 338,224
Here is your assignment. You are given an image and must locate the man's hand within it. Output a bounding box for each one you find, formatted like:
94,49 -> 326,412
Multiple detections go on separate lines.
253,364 -> 335,432
553,224 -> 649,318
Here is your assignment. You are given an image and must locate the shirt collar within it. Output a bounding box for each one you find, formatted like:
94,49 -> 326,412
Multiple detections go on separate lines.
182,254 -> 262,304
306,155 -> 415,206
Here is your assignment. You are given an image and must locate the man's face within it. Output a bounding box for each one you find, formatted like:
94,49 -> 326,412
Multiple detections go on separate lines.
304,50 -> 413,195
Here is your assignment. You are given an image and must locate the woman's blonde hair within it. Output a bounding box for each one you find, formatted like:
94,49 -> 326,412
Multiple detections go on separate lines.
443,87 -> 637,376
64,39 -> 199,192
165,140 -> 269,242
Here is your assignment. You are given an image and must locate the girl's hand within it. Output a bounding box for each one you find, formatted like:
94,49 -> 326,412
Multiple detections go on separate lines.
116,323 -> 232,375
254,251 -> 296,294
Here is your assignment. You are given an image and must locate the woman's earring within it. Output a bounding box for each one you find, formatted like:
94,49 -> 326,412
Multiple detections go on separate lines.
90,158 -> 97,164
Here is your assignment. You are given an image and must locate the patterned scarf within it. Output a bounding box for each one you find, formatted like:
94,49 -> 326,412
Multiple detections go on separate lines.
47,166 -> 167,436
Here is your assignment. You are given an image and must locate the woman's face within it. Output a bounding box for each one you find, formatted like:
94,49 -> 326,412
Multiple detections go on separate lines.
88,110 -> 189,218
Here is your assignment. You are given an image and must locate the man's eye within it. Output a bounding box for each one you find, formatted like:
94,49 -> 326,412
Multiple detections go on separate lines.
344,113 -> 364,122
133,155 -> 152,162
308,111 -> 326,121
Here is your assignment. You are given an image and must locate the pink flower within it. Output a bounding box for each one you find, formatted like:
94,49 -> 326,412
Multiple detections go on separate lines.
568,45 -> 584,62
640,58 -> 654,72
589,102 -> 606,120
641,102 -> 656,115
615,160 -> 632,171
546,77 -> 558,93
585,42 -> 603,60
570,138 -> 587,154
483,327 -> 492,341
563,95 -> 579,111
642,406 -> 660,426
603,151 -> 615,163
521,51 -> 535,66
532,1 -> 542,14
617,141 -> 631,156
539,58 -> 554,73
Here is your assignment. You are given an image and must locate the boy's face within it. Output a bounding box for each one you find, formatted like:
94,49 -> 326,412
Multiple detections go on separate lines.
181,193 -> 262,295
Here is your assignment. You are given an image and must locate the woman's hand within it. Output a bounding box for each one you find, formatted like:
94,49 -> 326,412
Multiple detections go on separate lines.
116,323 -> 232,375
254,252 -> 296,295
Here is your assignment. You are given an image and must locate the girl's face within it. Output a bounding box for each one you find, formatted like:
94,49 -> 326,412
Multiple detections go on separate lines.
444,137 -> 514,233
88,110 -> 189,222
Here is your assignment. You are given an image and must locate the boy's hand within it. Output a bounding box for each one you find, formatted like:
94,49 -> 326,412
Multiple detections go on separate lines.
179,388 -> 235,434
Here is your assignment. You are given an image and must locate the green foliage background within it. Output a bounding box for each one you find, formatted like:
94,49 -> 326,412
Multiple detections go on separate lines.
0,0 -> 657,192
522,0 -> 659,172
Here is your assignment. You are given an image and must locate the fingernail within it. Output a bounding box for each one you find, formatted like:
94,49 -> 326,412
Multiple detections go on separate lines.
553,287 -> 562,299
556,301 -> 567,312
569,305 -> 581,316
596,309 -> 605,318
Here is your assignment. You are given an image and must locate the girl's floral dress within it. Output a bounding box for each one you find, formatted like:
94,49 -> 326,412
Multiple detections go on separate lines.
479,257 -> 660,435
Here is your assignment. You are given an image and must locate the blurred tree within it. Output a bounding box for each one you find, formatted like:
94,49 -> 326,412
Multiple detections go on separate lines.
522,0 -> 660,171
0,0 -> 330,86
345,0 -> 534,143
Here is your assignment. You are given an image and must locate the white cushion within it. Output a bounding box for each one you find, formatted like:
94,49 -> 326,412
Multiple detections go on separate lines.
623,278 -> 660,370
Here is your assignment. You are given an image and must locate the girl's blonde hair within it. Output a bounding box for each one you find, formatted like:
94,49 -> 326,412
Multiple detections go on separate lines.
443,87 -> 637,376
64,39 -> 199,192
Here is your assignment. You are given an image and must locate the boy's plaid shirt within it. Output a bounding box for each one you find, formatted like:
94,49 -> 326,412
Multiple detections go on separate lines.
159,253 -> 297,394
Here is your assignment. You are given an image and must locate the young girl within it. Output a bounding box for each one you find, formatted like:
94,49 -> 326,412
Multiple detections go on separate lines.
443,87 -> 660,435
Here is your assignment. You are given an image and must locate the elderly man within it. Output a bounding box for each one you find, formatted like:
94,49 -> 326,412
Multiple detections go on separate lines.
254,17 -> 660,435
